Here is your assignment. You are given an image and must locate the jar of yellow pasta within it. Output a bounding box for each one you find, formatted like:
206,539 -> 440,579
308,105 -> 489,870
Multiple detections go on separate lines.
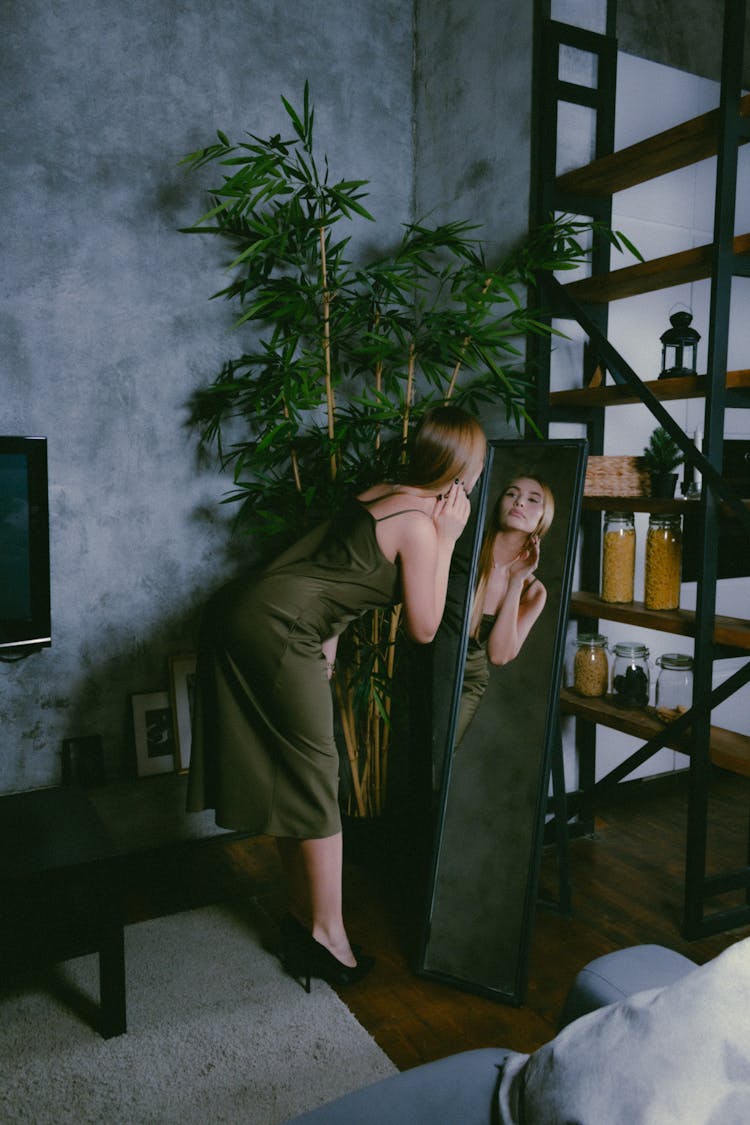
572,633 -> 609,697
644,514 -> 682,610
601,511 -> 636,603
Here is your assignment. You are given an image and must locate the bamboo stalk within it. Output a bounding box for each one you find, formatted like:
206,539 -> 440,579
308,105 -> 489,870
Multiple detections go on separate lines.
381,603 -> 402,800
373,308 -> 382,451
335,675 -> 366,817
445,276 -> 493,399
371,612 -> 382,814
371,699 -> 381,816
282,397 -> 303,493
319,226 -> 337,481
401,343 -> 416,457
362,704 -> 375,817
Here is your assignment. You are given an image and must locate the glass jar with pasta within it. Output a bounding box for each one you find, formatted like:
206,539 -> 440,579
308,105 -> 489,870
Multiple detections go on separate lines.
644,514 -> 682,610
572,633 -> 609,697
601,511 -> 636,603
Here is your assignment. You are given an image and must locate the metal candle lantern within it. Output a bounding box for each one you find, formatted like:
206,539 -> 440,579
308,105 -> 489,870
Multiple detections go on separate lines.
659,310 -> 700,379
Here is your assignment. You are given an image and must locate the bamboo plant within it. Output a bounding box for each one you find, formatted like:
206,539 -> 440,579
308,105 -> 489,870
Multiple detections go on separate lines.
181,84 -> 635,816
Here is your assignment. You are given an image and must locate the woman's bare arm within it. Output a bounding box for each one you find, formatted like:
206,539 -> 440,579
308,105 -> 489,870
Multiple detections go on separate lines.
322,634 -> 339,679
396,486 -> 471,644
486,536 -> 547,665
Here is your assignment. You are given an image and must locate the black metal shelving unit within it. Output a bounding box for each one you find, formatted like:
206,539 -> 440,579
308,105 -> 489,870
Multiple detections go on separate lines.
531,0 -> 750,938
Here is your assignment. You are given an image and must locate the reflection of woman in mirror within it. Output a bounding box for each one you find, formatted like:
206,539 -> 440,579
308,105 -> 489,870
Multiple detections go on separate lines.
455,476 -> 555,745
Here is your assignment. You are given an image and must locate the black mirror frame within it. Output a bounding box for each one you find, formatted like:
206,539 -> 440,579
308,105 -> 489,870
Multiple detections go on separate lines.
417,438 -> 588,1004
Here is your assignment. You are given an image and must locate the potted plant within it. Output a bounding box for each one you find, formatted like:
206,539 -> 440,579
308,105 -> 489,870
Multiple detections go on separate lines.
180,85 -> 634,817
643,426 -> 684,498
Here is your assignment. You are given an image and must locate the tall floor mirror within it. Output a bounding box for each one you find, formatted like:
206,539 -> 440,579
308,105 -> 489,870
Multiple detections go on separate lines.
417,439 -> 587,1003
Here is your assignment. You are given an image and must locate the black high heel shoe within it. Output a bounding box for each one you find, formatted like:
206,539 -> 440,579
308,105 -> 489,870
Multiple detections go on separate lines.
280,912 -> 310,951
283,925 -> 375,993
279,912 -> 364,967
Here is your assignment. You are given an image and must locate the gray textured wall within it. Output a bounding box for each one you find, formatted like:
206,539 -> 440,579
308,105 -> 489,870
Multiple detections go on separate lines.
0,0 -> 413,792
415,0 -> 535,265
618,0 -> 750,86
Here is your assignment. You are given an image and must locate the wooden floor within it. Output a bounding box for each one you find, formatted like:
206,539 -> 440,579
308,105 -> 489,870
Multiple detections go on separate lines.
122,767 -> 750,1071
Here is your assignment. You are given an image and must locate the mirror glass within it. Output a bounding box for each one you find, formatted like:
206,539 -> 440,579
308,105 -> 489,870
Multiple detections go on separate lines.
418,439 -> 587,1003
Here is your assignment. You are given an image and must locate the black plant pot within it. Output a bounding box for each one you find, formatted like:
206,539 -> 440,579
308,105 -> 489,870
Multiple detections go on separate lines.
650,471 -> 678,498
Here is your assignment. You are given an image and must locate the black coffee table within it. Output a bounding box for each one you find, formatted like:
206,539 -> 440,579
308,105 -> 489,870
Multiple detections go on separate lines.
0,785 -> 126,1038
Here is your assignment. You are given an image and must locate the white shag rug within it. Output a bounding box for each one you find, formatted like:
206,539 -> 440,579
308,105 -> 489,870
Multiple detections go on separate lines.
0,901 -> 396,1124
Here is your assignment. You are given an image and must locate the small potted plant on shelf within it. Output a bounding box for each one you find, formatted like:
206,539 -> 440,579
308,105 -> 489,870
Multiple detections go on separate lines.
643,426 -> 684,498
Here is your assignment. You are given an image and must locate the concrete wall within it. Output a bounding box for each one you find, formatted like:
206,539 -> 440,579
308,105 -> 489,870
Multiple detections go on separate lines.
617,0 -> 750,87
414,0 -> 535,263
0,0 -> 413,793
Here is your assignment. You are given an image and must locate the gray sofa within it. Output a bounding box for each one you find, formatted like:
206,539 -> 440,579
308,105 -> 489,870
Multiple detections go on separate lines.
285,939 -> 750,1124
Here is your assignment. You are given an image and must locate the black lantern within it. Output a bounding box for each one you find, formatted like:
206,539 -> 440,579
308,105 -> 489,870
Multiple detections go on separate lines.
659,310 -> 700,379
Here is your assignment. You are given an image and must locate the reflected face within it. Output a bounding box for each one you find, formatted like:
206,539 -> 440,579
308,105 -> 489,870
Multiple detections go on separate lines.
499,477 -> 545,534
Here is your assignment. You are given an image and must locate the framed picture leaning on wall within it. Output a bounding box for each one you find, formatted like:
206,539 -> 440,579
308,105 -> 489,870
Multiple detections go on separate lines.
169,653 -> 197,773
132,691 -> 176,777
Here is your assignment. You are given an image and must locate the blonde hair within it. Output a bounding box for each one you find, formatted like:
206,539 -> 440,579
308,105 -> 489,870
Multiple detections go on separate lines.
404,406 -> 486,492
469,476 -> 555,637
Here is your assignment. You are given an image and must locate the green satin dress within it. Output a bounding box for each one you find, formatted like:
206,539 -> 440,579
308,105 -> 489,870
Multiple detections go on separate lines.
186,498 -> 404,837
454,614 -> 493,746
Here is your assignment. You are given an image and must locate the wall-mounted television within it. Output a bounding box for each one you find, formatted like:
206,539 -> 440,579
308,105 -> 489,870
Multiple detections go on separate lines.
0,436 -> 51,655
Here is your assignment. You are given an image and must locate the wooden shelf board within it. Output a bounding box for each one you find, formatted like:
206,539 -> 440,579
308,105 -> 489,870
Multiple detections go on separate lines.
569,590 -> 750,650
556,93 -> 750,198
563,234 -> 750,304
549,370 -> 750,409
559,688 -> 750,776
582,497 -> 703,514
581,496 -> 750,515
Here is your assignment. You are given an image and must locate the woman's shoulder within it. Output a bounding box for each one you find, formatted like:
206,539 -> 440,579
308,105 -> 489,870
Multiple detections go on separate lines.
356,484 -> 434,523
356,483 -> 401,508
524,575 -> 547,602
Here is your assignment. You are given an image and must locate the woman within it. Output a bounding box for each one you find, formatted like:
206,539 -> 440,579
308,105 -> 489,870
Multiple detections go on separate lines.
455,475 -> 555,746
187,406 -> 486,989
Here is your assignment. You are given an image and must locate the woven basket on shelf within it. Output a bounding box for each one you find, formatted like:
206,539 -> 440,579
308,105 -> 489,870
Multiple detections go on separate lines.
584,454 -> 650,497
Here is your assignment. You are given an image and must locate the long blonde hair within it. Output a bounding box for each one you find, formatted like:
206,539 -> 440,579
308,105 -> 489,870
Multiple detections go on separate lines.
403,406 -> 486,492
469,476 -> 555,637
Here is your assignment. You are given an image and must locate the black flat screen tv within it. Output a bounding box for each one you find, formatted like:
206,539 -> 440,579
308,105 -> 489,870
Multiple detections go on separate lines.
0,436 -> 51,655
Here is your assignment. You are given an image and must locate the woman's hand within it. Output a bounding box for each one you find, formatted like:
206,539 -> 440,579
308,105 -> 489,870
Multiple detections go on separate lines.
432,481 -> 471,543
508,534 -> 540,583
322,635 -> 339,680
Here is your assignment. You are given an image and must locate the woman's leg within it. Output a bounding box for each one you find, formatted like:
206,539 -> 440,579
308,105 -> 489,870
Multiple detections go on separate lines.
276,833 -> 356,966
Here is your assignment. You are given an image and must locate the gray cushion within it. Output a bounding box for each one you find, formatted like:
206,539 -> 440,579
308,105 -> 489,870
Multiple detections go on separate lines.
498,937 -> 750,1125
559,942 -> 697,1028
286,1047 -> 511,1124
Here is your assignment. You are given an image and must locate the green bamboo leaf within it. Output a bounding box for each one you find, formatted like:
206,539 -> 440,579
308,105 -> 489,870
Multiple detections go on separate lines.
612,229 -> 645,262
281,93 -> 306,141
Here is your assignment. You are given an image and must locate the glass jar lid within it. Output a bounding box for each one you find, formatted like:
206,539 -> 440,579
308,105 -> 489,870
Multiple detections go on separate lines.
648,514 -> 682,528
613,641 -> 649,658
657,653 -> 693,669
575,633 -> 608,647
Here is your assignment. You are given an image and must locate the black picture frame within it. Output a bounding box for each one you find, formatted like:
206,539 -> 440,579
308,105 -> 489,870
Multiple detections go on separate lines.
417,438 -> 587,1004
